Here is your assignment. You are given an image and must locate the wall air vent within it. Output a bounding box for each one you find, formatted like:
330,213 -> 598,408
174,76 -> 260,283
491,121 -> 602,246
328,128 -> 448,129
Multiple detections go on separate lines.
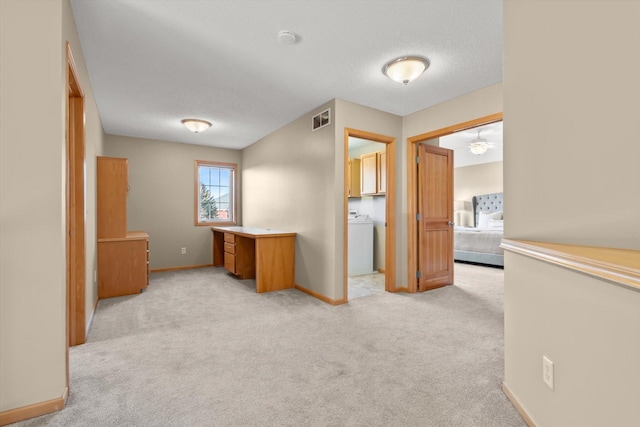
312,108 -> 331,131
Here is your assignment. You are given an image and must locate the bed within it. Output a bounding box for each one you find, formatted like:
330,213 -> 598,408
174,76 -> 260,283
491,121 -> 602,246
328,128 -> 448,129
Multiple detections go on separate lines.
454,192 -> 504,267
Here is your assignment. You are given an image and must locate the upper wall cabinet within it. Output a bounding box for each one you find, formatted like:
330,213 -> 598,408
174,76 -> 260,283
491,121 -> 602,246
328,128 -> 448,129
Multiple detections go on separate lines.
377,151 -> 386,195
360,151 -> 386,196
97,156 -> 128,239
348,158 -> 361,198
360,152 -> 378,195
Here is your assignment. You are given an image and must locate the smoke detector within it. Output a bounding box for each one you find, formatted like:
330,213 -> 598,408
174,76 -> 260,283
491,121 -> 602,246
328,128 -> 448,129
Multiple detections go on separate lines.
277,30 -> 297,45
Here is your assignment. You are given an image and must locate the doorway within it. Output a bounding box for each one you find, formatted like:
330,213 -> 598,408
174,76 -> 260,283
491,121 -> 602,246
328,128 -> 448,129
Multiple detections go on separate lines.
343,128 -> 396,303
66,41 -> 86,359
407,113 -> 503,292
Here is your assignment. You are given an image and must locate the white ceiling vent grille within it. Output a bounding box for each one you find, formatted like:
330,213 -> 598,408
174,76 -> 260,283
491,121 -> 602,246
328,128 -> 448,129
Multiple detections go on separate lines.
312,108 -> 331,131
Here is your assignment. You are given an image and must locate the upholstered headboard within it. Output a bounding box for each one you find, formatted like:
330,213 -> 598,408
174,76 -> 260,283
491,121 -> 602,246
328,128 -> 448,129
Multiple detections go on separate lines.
472,192 -> 503,227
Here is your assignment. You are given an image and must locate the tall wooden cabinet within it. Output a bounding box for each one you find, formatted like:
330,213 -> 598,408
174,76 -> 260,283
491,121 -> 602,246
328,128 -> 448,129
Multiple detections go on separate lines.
97,156 -> 149,299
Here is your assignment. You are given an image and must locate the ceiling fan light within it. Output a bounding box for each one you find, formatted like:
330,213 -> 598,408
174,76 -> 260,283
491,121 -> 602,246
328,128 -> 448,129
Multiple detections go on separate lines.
383,56 -> 430,85
181,119 -> 212,133
469,141 -> 489,155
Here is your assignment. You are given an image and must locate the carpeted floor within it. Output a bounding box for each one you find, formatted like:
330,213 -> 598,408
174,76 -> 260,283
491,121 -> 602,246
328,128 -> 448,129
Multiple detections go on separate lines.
16,262 -> 523,427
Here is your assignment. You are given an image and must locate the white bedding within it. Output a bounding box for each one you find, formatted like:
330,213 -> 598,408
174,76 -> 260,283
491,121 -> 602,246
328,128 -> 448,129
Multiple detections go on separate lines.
454,227 -> 504,255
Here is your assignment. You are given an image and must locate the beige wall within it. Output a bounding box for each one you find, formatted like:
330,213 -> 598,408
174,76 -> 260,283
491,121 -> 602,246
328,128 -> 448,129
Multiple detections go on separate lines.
0,0 -> 104,412
242,101 -> 337,298
242,100 -> 402,301
454,161 -> 503,226
105,135 -> 242,270
503,1 -> 640,426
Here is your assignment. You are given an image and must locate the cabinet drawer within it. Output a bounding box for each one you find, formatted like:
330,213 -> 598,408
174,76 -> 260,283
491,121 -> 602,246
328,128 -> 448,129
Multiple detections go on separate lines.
224,252 -> 236,274
224,233 -> 235,243
224,241 -> 236,254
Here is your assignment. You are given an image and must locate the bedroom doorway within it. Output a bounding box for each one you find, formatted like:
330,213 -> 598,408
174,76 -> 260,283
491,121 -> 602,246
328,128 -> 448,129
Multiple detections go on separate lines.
407,113 -> 503,292
344,128 -> 397,302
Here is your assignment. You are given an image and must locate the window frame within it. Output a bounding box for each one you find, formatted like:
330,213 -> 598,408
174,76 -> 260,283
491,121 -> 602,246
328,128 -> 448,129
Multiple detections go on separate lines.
194,160 -> 238,226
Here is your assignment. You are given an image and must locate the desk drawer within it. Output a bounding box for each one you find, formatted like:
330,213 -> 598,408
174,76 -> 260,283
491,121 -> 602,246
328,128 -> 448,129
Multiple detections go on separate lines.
224,242 -> 235,254
224,233 -> 235,243
224,252 -> 236,274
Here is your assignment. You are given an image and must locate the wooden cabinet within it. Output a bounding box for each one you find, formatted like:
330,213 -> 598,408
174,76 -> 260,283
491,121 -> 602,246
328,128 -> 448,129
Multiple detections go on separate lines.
97,156 -> 128,239
347,158 -> 361,198
97,156 -> 149,298
360,152 -> 378,195
377,151 -> 386,194
212,226 -> 295,293
360,151 -> 386,195
98,232 -> 149,298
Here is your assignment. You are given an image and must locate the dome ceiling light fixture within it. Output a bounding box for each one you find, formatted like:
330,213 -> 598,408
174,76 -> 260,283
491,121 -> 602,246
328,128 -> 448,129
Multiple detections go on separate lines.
277,30 -> 297,45
469,130 -> 489,155
181,119 -> 212,133
382,56 -> 430,85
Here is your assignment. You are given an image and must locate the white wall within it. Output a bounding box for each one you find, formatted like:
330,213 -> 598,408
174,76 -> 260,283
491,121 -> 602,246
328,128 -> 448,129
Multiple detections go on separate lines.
105,135 -> 242,270
1,0 -> 104,412
503,1 -> 640,425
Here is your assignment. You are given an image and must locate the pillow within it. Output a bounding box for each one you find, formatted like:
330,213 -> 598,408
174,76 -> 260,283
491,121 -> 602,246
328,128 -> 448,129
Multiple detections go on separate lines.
478,210 -> 502,228
488,219 -> 504,230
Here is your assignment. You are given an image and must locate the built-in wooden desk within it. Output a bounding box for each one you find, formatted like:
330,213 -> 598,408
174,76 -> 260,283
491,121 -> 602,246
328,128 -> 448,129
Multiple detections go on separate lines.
211,226 -> 296,293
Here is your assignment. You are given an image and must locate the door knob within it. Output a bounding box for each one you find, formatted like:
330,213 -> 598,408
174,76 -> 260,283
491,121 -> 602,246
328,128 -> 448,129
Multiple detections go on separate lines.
448,221 -> 455,226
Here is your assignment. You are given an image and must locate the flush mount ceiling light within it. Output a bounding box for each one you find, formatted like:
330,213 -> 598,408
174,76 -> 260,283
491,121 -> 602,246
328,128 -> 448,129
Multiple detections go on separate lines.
277,30 -> 297,45
382,56 -> 430,85
181,119 -> 212,133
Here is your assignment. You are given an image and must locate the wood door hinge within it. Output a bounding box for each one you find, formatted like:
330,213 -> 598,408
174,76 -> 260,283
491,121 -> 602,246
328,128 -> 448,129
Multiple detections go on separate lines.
416,156 -> 421,164
416,213 -> 422,221
416,271 -> 422,278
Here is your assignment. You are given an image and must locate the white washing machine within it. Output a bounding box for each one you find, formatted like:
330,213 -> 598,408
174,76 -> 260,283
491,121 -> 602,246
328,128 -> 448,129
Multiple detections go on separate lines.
348,213 -> 374,276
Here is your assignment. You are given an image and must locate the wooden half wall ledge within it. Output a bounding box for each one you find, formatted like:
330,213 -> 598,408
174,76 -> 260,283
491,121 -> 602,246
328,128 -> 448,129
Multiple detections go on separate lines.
500,239 -> 640,291
0,387 -> 68,426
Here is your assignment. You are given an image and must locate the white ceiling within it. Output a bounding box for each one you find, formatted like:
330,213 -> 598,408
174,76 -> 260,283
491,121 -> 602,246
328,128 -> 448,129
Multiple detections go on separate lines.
70,0 -> 503,150
439,121 -> 503,168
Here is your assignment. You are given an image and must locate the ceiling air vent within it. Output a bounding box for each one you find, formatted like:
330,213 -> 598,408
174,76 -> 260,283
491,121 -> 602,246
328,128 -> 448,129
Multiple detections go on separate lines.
312,108 -> 331,131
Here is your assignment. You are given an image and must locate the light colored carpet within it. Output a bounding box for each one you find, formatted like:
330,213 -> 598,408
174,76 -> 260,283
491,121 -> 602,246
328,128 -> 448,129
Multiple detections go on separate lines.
16,263 -> 523,427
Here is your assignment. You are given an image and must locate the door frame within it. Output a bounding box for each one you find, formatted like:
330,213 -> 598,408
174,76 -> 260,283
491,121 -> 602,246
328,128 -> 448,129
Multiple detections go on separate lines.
343,128 -> 397,303
66,42 -> 86,362
406,112 -> 502,292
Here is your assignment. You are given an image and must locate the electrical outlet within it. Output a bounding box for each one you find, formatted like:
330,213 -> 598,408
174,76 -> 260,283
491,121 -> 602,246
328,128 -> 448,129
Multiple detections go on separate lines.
181,247 -> 187,255
543,355 -> 554,390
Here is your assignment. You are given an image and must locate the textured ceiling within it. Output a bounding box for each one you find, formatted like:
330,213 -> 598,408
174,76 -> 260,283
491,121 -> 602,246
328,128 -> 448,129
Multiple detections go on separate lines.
70,0 -> 503,149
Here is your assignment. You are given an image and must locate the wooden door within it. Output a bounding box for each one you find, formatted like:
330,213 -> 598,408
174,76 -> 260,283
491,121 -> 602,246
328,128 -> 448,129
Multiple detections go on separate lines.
417,144 -> 454,291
